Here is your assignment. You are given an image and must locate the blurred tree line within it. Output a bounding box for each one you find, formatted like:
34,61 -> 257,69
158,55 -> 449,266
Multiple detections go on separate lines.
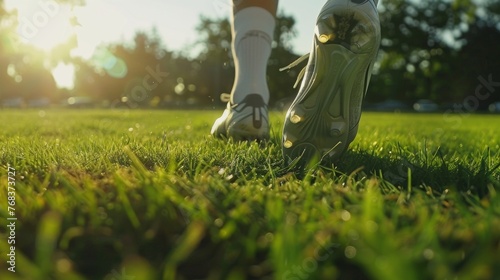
373,0 -> 500,108
0,0 -> 499,109
0,0 -> 56,105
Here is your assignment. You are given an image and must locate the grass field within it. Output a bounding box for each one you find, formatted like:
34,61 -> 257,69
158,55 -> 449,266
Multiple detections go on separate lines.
0,109 -> 499,280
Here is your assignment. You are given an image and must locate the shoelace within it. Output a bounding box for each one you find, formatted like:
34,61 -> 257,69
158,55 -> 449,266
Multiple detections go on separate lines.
279,53 -> 310,88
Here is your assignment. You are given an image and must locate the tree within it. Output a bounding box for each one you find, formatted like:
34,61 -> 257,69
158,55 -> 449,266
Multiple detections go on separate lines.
368,0 -> 500,105
454,1 -> 500,106
268,13 -> 301,106
71,30 -> 176,107
194,16 -> 234,103
0,0 -> 82,105
0,0 -> 20,101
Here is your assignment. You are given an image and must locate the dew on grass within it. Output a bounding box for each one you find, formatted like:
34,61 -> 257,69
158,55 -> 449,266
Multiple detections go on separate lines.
341,210 -> 351,221
214,218 -> 224,227
423,249 -> 435,260
348,230 -> 359,241
345,246 -> 357,259
257,234 -> 271,247
56,258 -> 72,273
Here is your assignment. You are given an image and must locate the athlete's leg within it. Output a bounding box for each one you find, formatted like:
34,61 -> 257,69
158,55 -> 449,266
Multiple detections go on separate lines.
211,0 -> 279,141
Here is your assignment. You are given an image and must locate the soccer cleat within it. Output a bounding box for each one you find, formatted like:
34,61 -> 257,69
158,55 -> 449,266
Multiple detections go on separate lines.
281,0 -> 380,167
211,93 -> 270,141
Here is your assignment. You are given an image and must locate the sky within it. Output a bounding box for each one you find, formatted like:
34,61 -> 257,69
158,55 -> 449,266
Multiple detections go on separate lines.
5,0 -> 330,88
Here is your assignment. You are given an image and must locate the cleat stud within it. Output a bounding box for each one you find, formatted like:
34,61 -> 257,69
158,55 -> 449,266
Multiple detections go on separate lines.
330,123 -> 346,137
315,21 -> 335,43
319,34 -> 334,43
284,140 -> 293,149
330,130 -> 341,137
290,114 -> 302,124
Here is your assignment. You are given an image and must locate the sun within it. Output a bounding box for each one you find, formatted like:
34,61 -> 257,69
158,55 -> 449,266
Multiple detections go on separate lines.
52,63 -> 75,89
8,0 -> 75,51
4,0 -> 83,89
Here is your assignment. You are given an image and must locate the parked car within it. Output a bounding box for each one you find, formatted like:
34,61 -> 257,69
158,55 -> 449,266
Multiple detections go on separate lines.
2,97 -> 23,108
28,98 -> 50,108
489,102 -> 500,113
67,97 -> 94,108
413,99 -> 439,112
365,99 -> 410,112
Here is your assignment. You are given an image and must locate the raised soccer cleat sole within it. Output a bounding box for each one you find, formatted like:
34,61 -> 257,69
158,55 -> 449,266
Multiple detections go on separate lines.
282,2 -> 380,167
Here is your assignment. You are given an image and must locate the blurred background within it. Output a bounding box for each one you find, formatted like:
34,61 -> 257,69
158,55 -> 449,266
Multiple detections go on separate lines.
0,0 -> 499,112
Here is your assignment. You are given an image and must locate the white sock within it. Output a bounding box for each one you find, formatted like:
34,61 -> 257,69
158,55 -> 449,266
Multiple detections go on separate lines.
231,7 -> 275,104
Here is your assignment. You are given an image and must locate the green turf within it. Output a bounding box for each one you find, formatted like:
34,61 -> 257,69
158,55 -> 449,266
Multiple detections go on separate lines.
0,109 -> 499,280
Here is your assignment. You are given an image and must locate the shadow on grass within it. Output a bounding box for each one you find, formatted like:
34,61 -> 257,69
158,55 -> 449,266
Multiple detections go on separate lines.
334,148 -> 500,197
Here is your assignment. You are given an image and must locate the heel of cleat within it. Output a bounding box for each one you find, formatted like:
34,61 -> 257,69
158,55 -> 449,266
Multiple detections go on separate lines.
316,17 -> 336,44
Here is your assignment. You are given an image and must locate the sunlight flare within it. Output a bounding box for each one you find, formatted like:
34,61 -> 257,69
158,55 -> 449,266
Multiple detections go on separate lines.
52,63 -> 75,89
